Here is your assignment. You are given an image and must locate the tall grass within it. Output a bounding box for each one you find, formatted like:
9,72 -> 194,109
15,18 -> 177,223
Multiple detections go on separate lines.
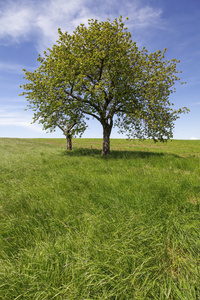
0,138 -> 200,299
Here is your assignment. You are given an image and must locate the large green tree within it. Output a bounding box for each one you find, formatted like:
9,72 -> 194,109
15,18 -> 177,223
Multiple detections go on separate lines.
21,17 -> 188,155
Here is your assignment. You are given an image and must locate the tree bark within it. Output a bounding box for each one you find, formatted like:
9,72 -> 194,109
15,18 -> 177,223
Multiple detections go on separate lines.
65,122 -> 75,151
101,123 -> 112,156
66,135 -> 72,150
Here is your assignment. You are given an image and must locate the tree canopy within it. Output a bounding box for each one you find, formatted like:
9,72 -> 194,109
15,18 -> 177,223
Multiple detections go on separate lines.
20,16 -> 189,155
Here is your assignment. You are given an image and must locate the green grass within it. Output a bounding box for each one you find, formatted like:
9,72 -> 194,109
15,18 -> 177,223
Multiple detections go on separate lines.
0,138 -> 200,299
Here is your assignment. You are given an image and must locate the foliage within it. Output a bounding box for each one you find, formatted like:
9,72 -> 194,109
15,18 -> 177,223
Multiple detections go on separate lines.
20,17 -> 189,155
20,64 -> 87,141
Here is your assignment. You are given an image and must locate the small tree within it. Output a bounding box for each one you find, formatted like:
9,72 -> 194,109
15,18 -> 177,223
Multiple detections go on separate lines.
34,106 -> 87,150
20,60 -> 87,150
21,17 -> 189,155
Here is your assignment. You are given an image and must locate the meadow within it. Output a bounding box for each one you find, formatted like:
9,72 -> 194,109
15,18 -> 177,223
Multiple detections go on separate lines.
0,138 -> 200,299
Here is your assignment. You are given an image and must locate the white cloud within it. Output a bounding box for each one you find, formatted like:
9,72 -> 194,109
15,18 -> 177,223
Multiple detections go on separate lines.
0,120 -> 43,132
0,1 -> 33,40
0,108 -> 42,132
0,0 -> 94,49
0,61 -> 27,74
190,100 -> 200,105
190,137 -> 198,140
127,5 -> 163,28
0,61 -> 38,77
0,0 -> 163,51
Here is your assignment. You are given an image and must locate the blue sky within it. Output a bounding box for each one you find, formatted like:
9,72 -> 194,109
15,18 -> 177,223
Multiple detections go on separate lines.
0,0 -> 200,139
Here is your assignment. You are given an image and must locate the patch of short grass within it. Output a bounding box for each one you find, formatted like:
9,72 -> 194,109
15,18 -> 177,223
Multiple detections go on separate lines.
0,138 -> 200,299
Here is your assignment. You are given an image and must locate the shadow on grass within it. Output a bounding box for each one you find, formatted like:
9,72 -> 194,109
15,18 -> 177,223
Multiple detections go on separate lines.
62,147 -> 180,159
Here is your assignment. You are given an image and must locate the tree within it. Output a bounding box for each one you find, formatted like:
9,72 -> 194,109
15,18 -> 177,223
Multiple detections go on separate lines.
33,105 -> 86,151
21,16 -> 189,155
20,58 -> 87,150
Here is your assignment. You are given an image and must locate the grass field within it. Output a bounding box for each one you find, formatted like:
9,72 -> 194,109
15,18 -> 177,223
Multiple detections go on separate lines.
0,138 -> 200,299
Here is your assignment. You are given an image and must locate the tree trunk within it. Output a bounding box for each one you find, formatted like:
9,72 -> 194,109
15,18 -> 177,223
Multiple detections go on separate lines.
101,123 -> 112,156
66,135 -> 72,150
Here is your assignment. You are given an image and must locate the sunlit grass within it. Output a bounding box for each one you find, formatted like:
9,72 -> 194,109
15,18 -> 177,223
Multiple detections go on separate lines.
0,138 -> 200,299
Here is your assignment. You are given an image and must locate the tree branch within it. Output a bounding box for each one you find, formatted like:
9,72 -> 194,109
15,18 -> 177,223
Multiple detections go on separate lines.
81,110 -> 101,122
107,98 -> 121,119
65,89 -> 100,114
86,74 -> 96,85
98,59 -> 104,81
56,123 -> 65,133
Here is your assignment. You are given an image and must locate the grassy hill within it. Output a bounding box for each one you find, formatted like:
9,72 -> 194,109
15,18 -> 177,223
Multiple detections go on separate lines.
0,138 -> 200,299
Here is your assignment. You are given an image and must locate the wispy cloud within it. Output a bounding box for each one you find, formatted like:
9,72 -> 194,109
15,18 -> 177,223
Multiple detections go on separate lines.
0,119 -> 43,132
0,108 -> 42,132
192,102 -> 200,105
0,61 -> 28,74
0,61 -> 38,78
0,1 -> 33,41
0,0 -> 163,51
127,5 -> 163,28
